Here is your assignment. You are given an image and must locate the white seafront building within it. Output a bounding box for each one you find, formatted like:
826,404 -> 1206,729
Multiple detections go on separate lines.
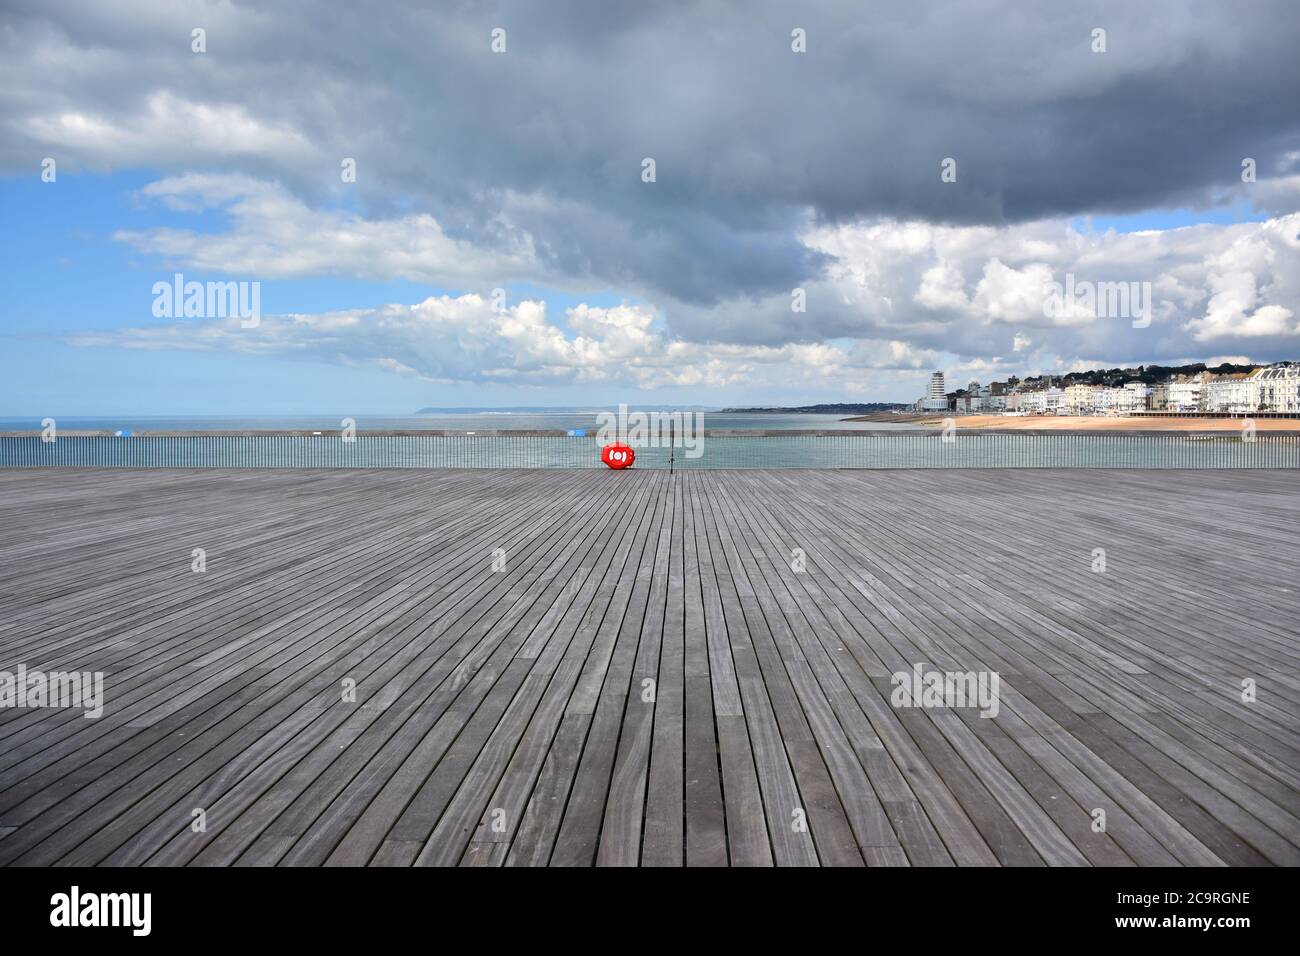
1252,364 -> 1300,412
944,363 -> 1297,418
1203,372 -> 1256,414
1165,372 -> 1208,412
1063,384 -> 1097,413
914,371 -> 950,412
1015,387 -> 1064,415
1117,382 -> 1152,413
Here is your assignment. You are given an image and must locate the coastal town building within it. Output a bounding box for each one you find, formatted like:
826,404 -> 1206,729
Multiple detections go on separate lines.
1017,390 -> 1046,414
1058,383 -> 1148,414
1203,372 -> 1256,414
949,380 -> 1008,414
928,371 -> 946,400
1063,383 -> 1097,413
1016,387 -> 1064,414
920,362 -> 1296,417
1118,382 -> 1152,412
1166,372 -> 1208,412
1252,364 -> 1300,412
914,370 -> 950,411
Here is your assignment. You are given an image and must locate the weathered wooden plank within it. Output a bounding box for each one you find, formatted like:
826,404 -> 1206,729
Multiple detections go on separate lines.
0,467 -> 1295,868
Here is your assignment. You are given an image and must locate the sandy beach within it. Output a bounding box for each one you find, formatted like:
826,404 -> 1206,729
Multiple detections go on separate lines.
923,414 -> 1299,432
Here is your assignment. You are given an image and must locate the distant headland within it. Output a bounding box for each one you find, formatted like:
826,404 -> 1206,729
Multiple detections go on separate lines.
414,405 -> 713,415
718,403 -> 910,415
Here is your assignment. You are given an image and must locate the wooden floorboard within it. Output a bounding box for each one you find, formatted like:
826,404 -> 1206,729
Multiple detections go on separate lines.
0,467 -> 1296,866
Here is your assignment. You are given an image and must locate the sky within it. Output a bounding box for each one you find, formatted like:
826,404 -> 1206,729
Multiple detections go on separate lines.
2,0 -> 1298,416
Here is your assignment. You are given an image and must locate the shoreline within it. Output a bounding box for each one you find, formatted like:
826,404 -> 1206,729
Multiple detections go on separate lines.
842,412 -> 1300,432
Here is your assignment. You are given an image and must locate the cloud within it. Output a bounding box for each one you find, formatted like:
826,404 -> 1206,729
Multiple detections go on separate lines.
1187,272 -> 1296,342
19,91 -> 315,169
4,0 -> 1299,306
972,260 -> 1061,325
113,174 -> 539,286
8,1 -> 1300,401
65,292 -> 941,392
786,206 -> 1300,365
93,172 -> 1300,388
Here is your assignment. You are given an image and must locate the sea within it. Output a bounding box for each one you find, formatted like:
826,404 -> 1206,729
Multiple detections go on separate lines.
0,412 -> 912,433
0,412 -> 1294,469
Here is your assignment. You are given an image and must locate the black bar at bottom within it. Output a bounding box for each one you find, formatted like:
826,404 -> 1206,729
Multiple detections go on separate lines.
0,865 -> 1283,943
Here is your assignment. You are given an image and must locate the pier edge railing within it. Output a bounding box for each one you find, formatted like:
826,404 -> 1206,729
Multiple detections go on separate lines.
1,430 -> 1297,469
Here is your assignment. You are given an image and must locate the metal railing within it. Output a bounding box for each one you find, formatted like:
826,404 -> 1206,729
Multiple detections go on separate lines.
1,431 -> 1296,469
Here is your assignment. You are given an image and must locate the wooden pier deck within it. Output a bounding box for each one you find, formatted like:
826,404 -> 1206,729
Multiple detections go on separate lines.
0,468 -> 1297,866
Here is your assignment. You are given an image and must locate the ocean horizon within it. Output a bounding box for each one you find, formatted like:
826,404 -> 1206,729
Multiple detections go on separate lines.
0,411 -> 922,433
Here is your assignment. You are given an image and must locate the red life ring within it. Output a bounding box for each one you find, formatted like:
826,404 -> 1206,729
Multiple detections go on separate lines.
601,443 -> 635,469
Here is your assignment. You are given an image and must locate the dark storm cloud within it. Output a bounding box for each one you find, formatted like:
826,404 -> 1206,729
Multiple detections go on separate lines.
4,0 -> 1298,310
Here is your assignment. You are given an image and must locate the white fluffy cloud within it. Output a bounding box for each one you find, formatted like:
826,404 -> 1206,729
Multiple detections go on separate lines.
7,0 -> 1300,349
798,199 -> 1300,366
77,173 -> 1300,396
68,293 -> 938,392
113,174 -> 539,286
